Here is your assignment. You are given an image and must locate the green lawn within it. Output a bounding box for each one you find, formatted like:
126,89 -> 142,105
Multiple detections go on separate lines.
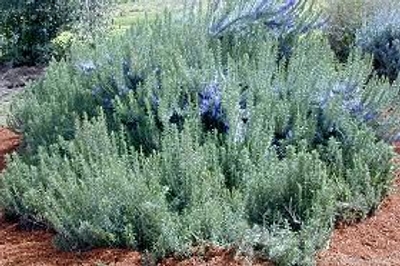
112,0 -> 186,30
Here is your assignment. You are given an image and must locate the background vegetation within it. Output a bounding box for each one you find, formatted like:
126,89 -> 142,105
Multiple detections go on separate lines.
0,0 -> 113,65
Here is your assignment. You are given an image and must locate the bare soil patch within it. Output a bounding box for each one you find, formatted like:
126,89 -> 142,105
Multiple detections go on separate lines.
0,127 -> 20,172
0,64 -> 43,97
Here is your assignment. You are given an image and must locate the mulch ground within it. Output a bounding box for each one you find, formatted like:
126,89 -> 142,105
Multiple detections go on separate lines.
0,65 -> 44,101
0,127 -> 20,172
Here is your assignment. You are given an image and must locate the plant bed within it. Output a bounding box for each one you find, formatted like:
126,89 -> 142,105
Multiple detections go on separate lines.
0,128 -> 400,265
1,2 -> 400,265
0,127 -> 274,266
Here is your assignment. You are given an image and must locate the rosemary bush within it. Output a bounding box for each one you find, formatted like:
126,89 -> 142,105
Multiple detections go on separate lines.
322,0 -> 374,62
356,1 -> 400,83
2,114 -> 187,256
208,0 -> 324,64
1,2 -> 398,265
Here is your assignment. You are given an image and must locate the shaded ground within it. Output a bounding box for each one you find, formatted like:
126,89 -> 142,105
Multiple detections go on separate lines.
0,65 -> 44,125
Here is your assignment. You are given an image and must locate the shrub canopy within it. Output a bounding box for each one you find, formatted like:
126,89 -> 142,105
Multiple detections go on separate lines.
1,1 -> 399,265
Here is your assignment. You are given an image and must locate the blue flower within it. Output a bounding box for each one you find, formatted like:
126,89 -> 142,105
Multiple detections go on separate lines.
332,81 -> 357,95
199,82 -> 229,133
315,82 -> 378,124
91,85 -> 102,96
344,98 -> 363,115
76,60 -> 96,74
118,85 -> 130,97
102,97 -> 113,110
278,0 -> 296,13
391,132 -> 400,142
199,82 -> 222,116
363,111 -> 378,122
266,16 -> 295,35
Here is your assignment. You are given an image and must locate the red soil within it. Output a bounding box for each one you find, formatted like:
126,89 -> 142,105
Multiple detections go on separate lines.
0,127 -> 20,172
1,126 -> 400,265
317,151 -> 400,266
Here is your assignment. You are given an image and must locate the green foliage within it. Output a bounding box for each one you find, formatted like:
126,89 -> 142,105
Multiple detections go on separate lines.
72,0 -> 114,45
0,0 -> 112,65
245,146 -> 334,228
356,1 -> 400,82
2,114 -> 187,256
322,0 -> 373,62
0,0 -> 74,65
51,31 -> 77,61
1,8 -> 398,265
9,60 -> 98,155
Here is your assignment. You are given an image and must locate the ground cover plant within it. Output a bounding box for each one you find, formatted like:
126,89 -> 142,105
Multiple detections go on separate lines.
356,0 -> 400,83
1,0 -> 400,265
112,0 -> 186,31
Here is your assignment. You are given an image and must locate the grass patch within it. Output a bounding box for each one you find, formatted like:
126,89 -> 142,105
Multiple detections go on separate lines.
111,0 -> 186,30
